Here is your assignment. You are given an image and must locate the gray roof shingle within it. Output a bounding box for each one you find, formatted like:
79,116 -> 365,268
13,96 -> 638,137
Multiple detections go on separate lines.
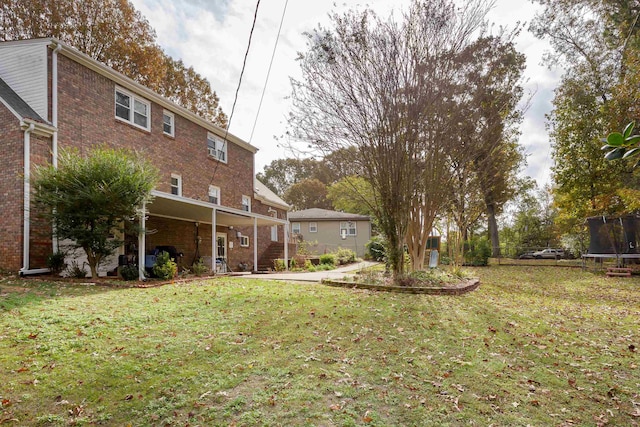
288,208 -> 370,221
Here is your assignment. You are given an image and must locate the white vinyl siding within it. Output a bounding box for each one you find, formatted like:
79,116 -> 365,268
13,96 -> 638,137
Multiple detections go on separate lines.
115,87 -> 150,131
163,110 -> 174,136
207,132 -> 227,162
0,41 -> 48,120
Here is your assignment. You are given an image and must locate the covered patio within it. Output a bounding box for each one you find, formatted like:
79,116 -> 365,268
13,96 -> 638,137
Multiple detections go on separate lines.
136,191 -> 289,279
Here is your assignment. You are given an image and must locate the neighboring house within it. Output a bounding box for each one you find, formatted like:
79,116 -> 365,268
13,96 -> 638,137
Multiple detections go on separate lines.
0,38 -> 291,277
288,208 -> 371,257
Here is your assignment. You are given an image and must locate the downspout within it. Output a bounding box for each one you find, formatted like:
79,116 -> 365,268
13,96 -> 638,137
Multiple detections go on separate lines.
284,213 -> 289,272
20,123 -> 36,275
51,41 -> 62,252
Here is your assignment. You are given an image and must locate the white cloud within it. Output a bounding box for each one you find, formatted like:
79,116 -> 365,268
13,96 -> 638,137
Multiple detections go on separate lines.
131,0 -> 561,184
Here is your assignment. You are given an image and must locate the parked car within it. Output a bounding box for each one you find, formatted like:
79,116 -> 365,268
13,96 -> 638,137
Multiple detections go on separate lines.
518,251 -> 536,259
532,248 -> 565,259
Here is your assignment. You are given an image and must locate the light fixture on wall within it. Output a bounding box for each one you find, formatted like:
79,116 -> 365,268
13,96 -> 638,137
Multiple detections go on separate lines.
268,207 -> 276,214
236,230 -> 242,239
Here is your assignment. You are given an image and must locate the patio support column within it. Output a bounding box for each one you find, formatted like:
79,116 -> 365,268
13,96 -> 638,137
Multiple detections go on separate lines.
284,221 -> 289,272
138,203 -> 146,281
253,217 -> 258,272
212,208 -> 217,273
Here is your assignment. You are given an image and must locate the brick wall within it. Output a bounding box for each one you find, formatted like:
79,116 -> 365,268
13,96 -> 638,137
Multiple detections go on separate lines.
29,133 -> 53,268
56,54 -> 255,209
0,105 -> 24,271
1,49 -> 290,273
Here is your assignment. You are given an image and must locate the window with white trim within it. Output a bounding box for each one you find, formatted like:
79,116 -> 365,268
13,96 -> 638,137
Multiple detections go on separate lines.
208,185 -> 220,205
163,110 -> 174,137
309,222 -> 318,233
115,88 -> 150,130
207,132 -> 227,163
170,174 -> 182,196
340,221 -> 357,237
291,222 -> 301,234
241,195 -> 251,212
240,235 -> 249,247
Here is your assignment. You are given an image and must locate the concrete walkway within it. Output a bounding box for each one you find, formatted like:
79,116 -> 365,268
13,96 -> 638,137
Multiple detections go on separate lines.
230,261 -> 380,283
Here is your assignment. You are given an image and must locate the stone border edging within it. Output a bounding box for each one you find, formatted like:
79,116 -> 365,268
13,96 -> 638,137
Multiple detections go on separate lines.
320,278 -> 480,295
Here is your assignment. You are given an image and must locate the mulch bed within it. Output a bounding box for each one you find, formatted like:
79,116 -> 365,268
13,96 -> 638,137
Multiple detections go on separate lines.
321,278 -> 480,295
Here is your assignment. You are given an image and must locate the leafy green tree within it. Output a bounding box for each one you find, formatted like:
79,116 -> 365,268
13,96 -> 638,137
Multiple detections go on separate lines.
32,147 -> 158,278
327,175 -> 376,216
257,158 -> 319,196
531,0 -> 640,233
0,0 -> 227,126
283,178 -> 331,210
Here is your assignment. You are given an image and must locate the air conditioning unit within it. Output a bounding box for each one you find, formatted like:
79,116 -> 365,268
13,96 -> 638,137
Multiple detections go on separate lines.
207,147 -> 217,157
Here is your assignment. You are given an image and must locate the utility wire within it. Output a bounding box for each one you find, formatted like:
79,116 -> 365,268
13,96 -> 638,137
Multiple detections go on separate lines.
249,0 -> 289,144
209,0 -> 261,187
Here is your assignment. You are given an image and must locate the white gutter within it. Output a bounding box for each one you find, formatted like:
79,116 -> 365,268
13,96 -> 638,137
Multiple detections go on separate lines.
51,42 -> 62,253
19,123 -> 36,275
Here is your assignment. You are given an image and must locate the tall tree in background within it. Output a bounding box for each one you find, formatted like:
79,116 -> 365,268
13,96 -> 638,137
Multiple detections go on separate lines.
531,0 -> 640,236
284,178 -> 332,210
288,0 -> 497,276
448,34 -> 526,257
0,0 -> 227,126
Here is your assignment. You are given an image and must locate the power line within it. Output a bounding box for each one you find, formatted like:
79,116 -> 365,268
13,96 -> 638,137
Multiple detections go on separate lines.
209,0 -> 261,187
249,0 -> 290,144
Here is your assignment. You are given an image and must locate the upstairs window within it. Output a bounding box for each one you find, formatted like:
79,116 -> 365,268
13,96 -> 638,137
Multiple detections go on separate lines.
170,174 -> 182,196
309,222 -> 318,233
242,195 -> 251,212
163,110 -> 174,137
340,221 -> 357,237
207,132 -> 227,163
115,88 -> 150,130
208,185 -> 220,205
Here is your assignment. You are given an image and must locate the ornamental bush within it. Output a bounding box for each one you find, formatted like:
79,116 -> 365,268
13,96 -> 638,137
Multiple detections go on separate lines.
153,251 -> 177,279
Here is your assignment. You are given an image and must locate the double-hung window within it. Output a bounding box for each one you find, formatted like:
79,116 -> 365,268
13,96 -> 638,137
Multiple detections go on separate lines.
309,222 -> 318,233
115,88 -> 150,130
207,132 -> 227,163
291,222 -> 301,234
340,221 -> 357,237
240,235 -> 249,247
171,174 -> 182,196
163,110 -> 175,137
241,195 -> 251,212
208,185 -> 220,205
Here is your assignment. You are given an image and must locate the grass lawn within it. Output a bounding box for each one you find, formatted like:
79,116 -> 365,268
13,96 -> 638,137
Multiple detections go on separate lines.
0,267 -> 638,426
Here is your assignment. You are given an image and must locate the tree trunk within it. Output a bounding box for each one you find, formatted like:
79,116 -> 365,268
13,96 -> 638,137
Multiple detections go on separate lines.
487,203 -> 500,257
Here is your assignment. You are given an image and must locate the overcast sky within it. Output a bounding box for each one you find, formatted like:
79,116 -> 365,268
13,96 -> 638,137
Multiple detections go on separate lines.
130,0 -> 562,186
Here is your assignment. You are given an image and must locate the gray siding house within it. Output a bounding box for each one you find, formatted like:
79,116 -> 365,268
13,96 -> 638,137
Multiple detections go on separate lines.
288,208 -> 371,257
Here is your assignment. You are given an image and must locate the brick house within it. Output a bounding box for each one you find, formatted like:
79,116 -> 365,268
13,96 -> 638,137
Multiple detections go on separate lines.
0,38 -> 291,278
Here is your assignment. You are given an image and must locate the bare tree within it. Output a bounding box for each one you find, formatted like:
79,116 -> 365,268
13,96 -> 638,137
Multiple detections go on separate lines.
288,0 -> 496,277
